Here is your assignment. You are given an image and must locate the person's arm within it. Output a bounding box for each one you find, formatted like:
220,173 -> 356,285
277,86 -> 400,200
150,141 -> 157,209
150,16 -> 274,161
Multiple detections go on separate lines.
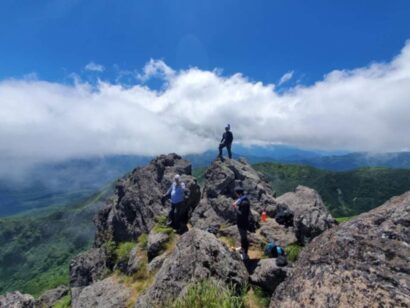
220,133 -> 225,143
164,185 -> 172,198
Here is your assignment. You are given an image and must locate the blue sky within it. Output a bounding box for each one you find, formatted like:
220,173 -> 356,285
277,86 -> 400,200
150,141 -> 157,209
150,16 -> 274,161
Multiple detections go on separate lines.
1,0 -> 410,85
1,0 -> 410,171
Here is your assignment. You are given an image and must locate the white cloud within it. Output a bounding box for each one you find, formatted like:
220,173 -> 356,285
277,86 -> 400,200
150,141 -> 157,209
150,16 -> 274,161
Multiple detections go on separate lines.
1,41 -> 410,173
85,61 -> 105,72
137,59 -> 175,82
278,70 -> 294,85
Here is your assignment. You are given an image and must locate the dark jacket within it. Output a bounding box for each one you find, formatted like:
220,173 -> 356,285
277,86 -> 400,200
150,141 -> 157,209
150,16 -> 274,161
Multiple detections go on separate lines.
221,131 -> 233,145
235,196 -> 250,228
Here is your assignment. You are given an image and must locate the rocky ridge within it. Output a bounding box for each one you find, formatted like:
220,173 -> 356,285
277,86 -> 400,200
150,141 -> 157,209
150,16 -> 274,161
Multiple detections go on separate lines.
4,154 -> 407,307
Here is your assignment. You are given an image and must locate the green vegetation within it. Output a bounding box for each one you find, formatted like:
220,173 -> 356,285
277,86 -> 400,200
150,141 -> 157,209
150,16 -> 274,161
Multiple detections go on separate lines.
115,242 -> 137,264
335,216 -> 355,224
244,286 -> 271,308
172,279 -> 245,308
53,294 -> 71,308
254,163 -> 410,217
285,243 -> 303,262
137,234 -> 148,250
153,215 -> 174,236
0,187 -> 112,297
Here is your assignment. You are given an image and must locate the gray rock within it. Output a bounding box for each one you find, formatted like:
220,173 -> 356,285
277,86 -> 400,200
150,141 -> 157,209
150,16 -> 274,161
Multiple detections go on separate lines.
69,247 -> 109,288
276,186 -> 335,245
126,247 -> 142,275
0,291 -> 34,308
147,231 -> 170,261
259,219 -> 297,247
135,228 -> 249,307
218,225 -> 264,247
191,158 -> 277,228
271,191 -> 410,308
250,259 -> 289,295
94,154 -> 200,246
72,277 -> 132,308
148,254 -> 167,274
35,286 -> 69,308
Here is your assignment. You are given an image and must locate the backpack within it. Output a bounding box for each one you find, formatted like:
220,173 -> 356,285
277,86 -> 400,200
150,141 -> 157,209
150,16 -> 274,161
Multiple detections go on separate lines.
264,242 -> 286,258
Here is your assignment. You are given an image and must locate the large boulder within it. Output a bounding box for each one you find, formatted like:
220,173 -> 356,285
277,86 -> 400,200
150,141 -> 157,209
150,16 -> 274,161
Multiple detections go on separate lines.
147,230 -> 170,261
271,191 -> 410,307
35,286 -> 69,308
135,228 -> 249,307
94,154 -> 201,246
0,291 -> 34,308
69,247 -> 109,288
72,277 -> 132,308
250,259 -> 289,295
276,185 -> 336,245
191,158 -> 278,229
259,219 -> 297,247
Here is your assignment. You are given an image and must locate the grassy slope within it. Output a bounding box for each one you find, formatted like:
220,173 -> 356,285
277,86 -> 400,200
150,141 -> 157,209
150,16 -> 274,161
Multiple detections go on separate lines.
254,163 -> 410,216
0,186 -> 112,297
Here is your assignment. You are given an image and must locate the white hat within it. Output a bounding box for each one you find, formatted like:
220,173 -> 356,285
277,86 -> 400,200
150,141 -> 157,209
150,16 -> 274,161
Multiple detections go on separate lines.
174,174 -> 181,181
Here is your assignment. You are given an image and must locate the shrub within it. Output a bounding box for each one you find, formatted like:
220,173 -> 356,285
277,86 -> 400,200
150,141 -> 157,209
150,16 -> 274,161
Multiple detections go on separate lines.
137,234 -> 148,250
115,242 -> 136,263
53,295 -> 71,308
172,279 -> 244,308
285,243 -> 303,262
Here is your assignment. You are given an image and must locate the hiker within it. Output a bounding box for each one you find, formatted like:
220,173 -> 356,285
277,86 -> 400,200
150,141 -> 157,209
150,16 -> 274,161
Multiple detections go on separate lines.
218,124 -> 233,161
233,186 -> 250,260
163,174 -> 186,230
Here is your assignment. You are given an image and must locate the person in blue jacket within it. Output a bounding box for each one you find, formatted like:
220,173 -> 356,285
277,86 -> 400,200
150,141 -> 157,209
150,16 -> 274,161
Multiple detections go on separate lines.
232,186 -> 250,260
163,174 -> 186,230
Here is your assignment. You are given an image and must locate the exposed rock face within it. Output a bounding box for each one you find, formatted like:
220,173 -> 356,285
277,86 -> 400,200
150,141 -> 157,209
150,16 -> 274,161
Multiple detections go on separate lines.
35,286 -> 69,308
191,158 -> 277,228
271,192 -> 410,308
0,291 -> 34,308
94,154 -> 201,246
126,247 -> 142,275
259,219 -> 297,247
147,231 -> 170,261
69,247 -> 109,288
148,254 -> 167,274
135,228 -> 249,307
250,259 -> 289,295
276,185 -> 336,245
72,277 -> 132,308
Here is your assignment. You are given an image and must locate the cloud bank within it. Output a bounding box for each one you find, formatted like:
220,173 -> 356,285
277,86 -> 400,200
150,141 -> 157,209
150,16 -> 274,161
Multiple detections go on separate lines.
1,42 -> 410,170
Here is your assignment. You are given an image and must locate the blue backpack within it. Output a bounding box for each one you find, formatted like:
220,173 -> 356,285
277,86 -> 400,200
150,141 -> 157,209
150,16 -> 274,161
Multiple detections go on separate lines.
264,242 -> 285,258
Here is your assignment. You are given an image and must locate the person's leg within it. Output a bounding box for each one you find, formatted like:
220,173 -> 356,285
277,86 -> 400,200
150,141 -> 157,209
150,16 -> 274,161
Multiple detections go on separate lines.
173,202 -> 182,231
238,227 -> 249,255
168,203 -> 176,228
218,143 -> 226,161
227,143 -> 232,159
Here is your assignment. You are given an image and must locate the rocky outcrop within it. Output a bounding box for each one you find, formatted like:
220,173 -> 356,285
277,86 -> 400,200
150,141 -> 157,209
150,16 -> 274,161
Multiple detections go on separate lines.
276,185 -> 336,245
135,228 -> 249,307
271,191 -> 410,308
126,247 -> 142,275
148,254 -> 167,274
0,291 -> 34,308
191,158 -> 278,229
259,219 -> 297,247
147,230 -> 170,261
35,286 -> 69,308
94,154 -> 201,245
69,247 -> 109,288
72,277 -> 132,308
250,259 -> 289,295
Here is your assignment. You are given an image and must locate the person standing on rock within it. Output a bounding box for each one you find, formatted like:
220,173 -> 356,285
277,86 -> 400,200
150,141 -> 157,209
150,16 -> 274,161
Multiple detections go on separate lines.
218,124 -> 233,161
233,186 -> 250,260
164,174 -> 186,231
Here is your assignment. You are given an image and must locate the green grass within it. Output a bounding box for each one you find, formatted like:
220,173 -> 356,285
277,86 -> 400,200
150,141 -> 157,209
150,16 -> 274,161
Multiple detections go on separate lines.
0,186 -> 112,296
53,294 -> 71,308
335,216 -> 355,224
153,215 -> 174,236
115,242 -> 137,263
172,279 -> 245,308
285,243 -> 303,262
137,234 -> 148,250
254,163 -> 410,217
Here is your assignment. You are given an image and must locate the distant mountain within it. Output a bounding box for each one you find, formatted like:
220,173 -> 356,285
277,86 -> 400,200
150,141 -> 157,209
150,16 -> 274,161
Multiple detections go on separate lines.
2,146 -> 410,217
254,162 -> 410,217
0,186 -> 112,296
301,151 -> 410,171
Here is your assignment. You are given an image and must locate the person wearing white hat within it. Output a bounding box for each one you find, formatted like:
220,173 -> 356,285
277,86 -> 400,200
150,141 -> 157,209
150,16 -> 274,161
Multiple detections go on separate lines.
218,124 -> 234,161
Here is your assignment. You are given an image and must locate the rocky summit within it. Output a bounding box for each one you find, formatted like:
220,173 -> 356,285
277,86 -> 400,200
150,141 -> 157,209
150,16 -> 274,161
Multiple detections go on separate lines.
2,154 -> 409,308
271,191 -> 410,307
